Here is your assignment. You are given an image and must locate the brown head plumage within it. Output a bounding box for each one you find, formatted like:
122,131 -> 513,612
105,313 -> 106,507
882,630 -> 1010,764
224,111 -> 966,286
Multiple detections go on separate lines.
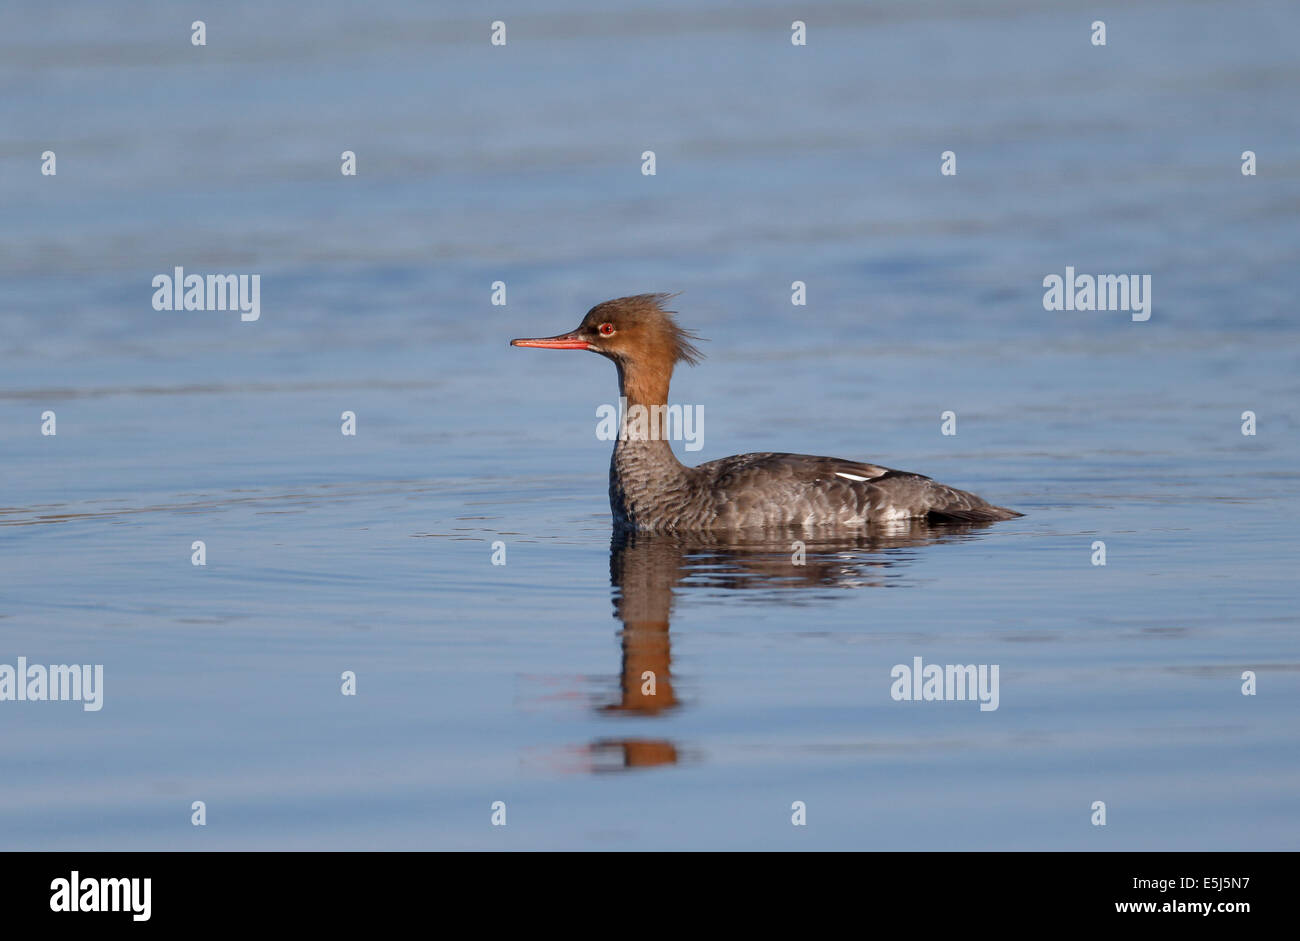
511,294 -> 705,404
576,294 -> 704,367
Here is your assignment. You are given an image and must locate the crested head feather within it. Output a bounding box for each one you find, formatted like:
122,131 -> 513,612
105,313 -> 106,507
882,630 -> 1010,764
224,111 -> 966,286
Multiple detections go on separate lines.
586,293 -> 705,367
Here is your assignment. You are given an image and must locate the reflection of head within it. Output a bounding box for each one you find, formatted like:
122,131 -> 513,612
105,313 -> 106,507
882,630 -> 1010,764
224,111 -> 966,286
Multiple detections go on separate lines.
589,739 -> 679,772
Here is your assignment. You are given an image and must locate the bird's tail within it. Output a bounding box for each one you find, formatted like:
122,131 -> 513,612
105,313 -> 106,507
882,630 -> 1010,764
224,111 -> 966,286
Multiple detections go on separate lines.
927,502 -> 1023,523
863,470 -> 1021,524
923,479 -> 1023,523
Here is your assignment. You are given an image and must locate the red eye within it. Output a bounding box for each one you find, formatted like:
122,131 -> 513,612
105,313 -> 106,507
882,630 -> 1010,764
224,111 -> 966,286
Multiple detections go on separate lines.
599,323 -> 615,336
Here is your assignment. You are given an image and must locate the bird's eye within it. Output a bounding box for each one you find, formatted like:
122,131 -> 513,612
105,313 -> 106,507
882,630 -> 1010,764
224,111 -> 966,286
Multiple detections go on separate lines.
598,323 -> 615,336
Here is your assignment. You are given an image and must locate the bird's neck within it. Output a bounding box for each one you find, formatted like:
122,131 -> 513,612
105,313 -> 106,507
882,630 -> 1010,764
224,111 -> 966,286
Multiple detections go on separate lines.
609,360 -> 693,528
616,359 -> 672,412
612,360 -> 682,461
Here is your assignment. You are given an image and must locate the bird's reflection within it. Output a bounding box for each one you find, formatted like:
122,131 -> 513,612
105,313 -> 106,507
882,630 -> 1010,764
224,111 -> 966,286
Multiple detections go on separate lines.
588,520 -> 993,771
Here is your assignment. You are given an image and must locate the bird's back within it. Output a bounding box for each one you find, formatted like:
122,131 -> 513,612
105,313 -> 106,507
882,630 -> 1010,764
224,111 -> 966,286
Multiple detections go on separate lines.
694,451 -> 1020,529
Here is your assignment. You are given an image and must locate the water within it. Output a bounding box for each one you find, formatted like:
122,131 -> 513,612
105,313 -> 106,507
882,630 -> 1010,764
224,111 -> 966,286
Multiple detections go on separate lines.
2,0 -> 1298,849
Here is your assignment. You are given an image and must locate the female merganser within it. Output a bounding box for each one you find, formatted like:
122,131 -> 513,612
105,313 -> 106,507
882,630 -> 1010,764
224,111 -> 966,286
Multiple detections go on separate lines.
512,294 -> 1021,531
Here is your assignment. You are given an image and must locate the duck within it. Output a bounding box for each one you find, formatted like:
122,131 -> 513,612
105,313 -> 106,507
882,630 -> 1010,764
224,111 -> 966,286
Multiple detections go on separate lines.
511,294 -> 1020,531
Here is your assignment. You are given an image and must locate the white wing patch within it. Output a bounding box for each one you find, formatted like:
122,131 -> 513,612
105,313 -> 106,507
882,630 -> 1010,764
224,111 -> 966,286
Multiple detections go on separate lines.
836,472 -> 871,482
